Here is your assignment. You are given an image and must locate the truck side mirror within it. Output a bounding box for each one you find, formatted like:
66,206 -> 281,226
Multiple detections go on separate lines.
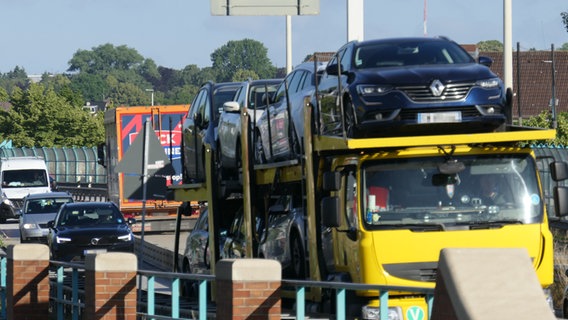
554,186 -> 568,217
321,196 -> 340,227
551,161 -> 568,181
97,143 -> 106,168
323,171 -> 341,191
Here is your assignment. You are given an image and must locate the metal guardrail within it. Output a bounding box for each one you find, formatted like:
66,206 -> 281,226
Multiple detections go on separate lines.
56,183 -> 107,202
0,256 -> 434,320
45,262 -> 434,320
0,257 -> 5,320
50,261 -> 85,320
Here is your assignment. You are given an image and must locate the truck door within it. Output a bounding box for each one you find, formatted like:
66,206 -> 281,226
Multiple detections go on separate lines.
333,170 -> 361,282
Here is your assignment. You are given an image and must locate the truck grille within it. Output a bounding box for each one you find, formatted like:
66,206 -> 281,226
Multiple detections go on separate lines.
383,262 -> 438,282
10,199 -> 23,209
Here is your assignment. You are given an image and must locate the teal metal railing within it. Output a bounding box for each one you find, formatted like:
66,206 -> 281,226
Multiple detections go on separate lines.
0,257 -> 435,320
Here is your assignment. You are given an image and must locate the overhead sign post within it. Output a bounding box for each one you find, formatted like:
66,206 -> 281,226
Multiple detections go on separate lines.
210,0 -> 319,16
211,0 -> 320,73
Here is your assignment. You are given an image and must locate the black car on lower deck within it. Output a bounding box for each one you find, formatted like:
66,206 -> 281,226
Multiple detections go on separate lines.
47,202 -> 135,262
316,36 -> 509,138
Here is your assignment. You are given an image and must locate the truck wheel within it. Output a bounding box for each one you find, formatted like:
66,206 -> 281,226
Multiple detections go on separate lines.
290,233 -> 306,279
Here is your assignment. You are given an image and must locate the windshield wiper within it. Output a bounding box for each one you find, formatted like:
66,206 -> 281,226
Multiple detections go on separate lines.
454,219 -> 523,230
374,223 -> 445,232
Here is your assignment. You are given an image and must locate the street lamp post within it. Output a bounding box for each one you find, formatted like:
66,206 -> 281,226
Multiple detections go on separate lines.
145,89 -> 154,106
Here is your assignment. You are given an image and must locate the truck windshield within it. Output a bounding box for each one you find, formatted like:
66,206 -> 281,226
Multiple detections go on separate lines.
2,169 -> 48,188
361,154 -> 543,230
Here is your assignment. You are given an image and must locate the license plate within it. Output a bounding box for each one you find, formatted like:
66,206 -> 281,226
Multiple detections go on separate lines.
84,248 -> 107,255
418,111 -> 462,123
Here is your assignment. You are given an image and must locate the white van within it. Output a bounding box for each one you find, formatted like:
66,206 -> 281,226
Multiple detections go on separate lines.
0,157 -> 51,223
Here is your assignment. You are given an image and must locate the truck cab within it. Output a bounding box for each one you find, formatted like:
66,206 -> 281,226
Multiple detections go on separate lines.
0,156 -> 51,223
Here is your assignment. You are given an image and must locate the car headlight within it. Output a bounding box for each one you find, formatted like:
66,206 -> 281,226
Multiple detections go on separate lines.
357,84 -> 393,96
476,78 -> 501,89
56,236 -> 72,244
2,198 -> 13,206
118,233 -> 132,242
362,305 -> 403,320
22,223 -> 37,229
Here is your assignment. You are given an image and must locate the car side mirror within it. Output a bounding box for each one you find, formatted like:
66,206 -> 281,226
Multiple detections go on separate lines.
478,56 -> 493,67
47,220 -> 54,228
326,63 -> 340,76
194,112 -> 204,129
223,101 -> 240,113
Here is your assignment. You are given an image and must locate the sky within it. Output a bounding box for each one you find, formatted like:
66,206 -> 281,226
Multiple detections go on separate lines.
1,0 -> 566,75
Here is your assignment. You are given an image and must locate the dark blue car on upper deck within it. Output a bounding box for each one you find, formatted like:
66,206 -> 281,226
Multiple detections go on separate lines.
316,36 -> 510,138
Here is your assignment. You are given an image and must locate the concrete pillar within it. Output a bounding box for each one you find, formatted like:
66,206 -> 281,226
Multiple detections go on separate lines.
6,244 -> 50,320
431,248 -> 556,320
84,252 -> 138,320
216,259 -> 281,320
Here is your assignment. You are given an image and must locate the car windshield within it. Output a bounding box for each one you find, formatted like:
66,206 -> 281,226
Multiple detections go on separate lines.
360,154 -> 543,230
249,83 -> 279,110
354,40 -> 475,69
58,206 -> 125,227
214,86 -> 240,118
26,198 -> 72,214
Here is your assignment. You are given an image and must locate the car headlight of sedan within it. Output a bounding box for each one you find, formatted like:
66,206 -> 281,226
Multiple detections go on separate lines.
2,198 -> 13,206
476,78 -> 501,89
118,233 -> 133,242
56,236 -> 72,244
357,84 -> 393,96
22,223 -> 37,229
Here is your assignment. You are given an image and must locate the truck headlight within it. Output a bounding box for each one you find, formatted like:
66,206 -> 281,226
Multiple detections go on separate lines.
362,305 -> 403,320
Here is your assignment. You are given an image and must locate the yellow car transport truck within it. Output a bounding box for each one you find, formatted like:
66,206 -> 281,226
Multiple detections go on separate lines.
173,95 -> 564,319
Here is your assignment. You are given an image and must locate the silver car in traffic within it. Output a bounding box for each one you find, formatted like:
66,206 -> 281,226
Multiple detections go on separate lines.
19,192 -> 74,243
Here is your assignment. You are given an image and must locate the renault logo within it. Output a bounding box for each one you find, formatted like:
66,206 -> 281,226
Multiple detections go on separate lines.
430,79 -> 445,97
91,238 -> 101,245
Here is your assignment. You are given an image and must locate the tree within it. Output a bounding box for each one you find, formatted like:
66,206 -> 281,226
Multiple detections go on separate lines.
477,40 -> 504,52
67,44 -> 144,74
0,83 -> 103,147
0,66 -> 30,94
524,110 -> 568,146
559,43 -> 568,51
232,69 -> 259,82
562,12 -> 568,33
211,39 -> 277,82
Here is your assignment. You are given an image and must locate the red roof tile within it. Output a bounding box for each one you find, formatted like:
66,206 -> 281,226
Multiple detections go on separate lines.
482,51 -> 565,119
